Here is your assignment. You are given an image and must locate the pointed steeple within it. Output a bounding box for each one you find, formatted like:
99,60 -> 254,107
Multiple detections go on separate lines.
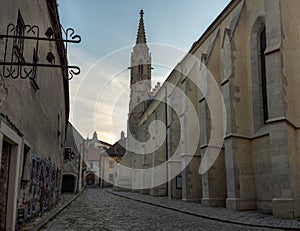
128,8 -> 152,145
136,9 -> 147,44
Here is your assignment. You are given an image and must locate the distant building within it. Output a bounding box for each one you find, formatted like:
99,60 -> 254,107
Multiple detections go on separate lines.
85,131 -> 111,185
100,131 -> 126,187
0,0 -> 70,230
86,131 -> 111,149
85,147 -> 101,185
62,122 -> 86,193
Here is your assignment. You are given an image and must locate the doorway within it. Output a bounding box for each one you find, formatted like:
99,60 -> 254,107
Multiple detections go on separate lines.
86,173 -> 95,185
61,175 -> 76,192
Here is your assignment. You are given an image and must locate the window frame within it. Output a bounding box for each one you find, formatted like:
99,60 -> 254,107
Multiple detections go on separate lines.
109,160 -> 114,168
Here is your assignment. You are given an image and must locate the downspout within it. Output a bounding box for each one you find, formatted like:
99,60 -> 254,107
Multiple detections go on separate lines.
163,85 -> 169,196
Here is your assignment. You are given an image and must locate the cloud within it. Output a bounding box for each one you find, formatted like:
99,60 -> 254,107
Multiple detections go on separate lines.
68,47 -> 131,143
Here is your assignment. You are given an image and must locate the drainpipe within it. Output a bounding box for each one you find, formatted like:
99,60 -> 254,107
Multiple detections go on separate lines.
163,85 -> 169,196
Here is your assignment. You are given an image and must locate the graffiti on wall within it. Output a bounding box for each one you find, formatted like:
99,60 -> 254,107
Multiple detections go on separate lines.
19,154 -> 61,224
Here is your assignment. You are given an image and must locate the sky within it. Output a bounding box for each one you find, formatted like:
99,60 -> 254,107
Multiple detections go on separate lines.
58,0 -> 231,144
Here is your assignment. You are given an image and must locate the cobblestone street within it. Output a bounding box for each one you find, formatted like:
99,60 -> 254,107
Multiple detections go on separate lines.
39,188 -> 288,231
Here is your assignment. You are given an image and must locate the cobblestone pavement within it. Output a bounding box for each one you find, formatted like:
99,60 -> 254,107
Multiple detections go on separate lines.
39,188 -> 291,231
21,193 -> 77,231
112,190 -> 300,230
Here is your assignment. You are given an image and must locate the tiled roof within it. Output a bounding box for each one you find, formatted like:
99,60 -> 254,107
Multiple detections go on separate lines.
105,138 -> 127,157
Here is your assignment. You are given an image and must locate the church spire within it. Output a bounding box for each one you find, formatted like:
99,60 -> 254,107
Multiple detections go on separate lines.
127,8 -> 152,147
136,9 -> 147,44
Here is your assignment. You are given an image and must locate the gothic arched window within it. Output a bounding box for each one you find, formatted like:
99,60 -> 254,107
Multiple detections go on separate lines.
138,64 -> 143,79
251,18 -> 269,131
259,28 -> 268,123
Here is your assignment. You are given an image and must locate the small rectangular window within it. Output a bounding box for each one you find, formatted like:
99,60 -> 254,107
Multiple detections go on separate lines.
109,160 -> 114,168
64,147 -> 72,160
176,175 -> 182,189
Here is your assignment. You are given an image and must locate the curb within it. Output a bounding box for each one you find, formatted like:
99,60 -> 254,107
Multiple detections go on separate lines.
29,188 -> 84,231
108,190 -> 300,231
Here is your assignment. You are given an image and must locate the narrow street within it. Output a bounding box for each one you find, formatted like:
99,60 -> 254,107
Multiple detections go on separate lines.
40,188 -> 280,231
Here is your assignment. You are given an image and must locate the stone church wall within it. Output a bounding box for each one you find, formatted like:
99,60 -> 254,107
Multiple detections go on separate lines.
118,0 -> 300,219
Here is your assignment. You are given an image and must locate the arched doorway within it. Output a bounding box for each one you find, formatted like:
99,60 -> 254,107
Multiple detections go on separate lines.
86,173 -> 95,185
61,174 -> 76,192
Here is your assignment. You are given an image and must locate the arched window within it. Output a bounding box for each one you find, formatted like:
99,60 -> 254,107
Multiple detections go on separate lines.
250,18 -> 268,131
138,64 -> 143,79
259,28 -> 268,123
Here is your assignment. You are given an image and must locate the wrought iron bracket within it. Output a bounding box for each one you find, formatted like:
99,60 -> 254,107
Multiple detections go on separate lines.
0,24 -> 81,80
0,62 -> 80,80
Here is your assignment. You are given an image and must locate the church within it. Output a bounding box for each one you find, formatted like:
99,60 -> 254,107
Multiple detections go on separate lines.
116,0 -> 300,219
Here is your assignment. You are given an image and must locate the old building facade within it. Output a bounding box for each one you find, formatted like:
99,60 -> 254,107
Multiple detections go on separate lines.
85,132 -> 111,185
0,0 -> 71,230
100,131 -> 126,187
117,0 -> 300,219
62,122 -> 86,193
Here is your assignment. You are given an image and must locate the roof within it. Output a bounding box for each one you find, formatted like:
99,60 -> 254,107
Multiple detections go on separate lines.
138,0 -> 242,120
188,0 -> 240,54
99,140 -> 112,147
105,138 -> 127,157
85,138 -> 111,148
65,122 -> 84,154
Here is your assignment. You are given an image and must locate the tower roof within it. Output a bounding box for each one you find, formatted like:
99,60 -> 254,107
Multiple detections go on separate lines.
136,9 -> 147,44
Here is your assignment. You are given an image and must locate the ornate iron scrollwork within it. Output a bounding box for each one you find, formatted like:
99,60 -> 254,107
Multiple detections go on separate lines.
0,23 -> 81,80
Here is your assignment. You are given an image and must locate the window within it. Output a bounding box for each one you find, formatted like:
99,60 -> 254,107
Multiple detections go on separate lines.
176,175 -> 182,189
138,64 -> 143,79
250,18 -> 268,131
108,174 -> 114,182
259,28 -> 268,123
109,160 -> 114,168
57,113 -> 61,136
90,162 -> 93,169
64,147 -> 74,161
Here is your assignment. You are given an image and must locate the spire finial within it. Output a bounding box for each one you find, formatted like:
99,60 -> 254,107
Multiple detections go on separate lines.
136,9 -> 147,44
